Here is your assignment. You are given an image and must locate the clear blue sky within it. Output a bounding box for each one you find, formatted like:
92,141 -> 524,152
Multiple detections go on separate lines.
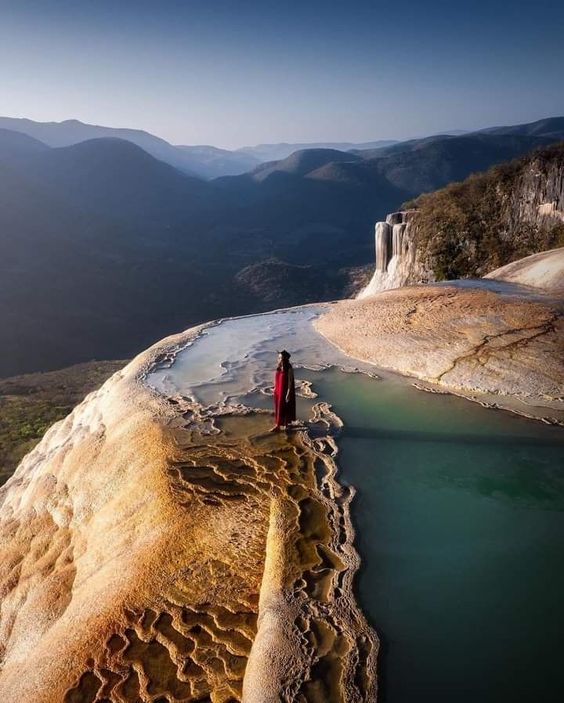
1,0 -> 563,148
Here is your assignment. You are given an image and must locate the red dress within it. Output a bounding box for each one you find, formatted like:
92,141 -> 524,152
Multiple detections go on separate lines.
274,365 -> 296,426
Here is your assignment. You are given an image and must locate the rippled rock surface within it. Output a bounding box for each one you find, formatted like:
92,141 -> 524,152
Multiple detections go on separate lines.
318,283 -> 564,421
2,297 -> 562,702
0,306 -> 378,702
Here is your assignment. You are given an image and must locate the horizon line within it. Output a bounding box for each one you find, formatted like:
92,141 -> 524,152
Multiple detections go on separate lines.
2,111 -> 562,152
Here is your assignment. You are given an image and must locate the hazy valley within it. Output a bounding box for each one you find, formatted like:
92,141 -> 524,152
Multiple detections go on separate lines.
1,115 -> 564,377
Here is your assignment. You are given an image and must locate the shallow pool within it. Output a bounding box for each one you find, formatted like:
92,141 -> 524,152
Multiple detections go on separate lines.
147,309 -> 564,702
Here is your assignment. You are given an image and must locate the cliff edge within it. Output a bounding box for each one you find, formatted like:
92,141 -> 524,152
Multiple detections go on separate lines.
359,143 -> 564,297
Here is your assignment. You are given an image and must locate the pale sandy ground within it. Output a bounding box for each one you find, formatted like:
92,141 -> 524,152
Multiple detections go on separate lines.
315,285 -> 564,422
485,247 -> 564,291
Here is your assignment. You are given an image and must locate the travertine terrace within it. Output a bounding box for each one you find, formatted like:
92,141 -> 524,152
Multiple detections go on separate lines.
2,252 -> 563,701
0,311 -> 377,703
485,247 -> 564,291
316,283 -> 564,419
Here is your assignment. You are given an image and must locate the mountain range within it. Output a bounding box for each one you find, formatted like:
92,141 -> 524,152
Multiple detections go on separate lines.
0,116 -> 479,179
1,115 -> 563,376
0,117 -> 400,179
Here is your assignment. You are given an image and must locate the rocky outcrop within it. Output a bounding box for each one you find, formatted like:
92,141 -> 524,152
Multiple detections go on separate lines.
506,152 -> 564,228
359,143 -> 564,297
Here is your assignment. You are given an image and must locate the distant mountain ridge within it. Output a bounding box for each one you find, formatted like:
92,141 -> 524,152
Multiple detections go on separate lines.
1,115 -> 564,376
217,118 -> 564,197
247,148 -> 363,182
236,139 -> 398,162
0,116 -> 396,178
476,116 -> 564,137
0,128 -> 48,157
0,117 -> 259,178
2,114 -> 562,180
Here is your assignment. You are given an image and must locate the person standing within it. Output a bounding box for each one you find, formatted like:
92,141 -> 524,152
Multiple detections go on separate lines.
271,350 -> 296,431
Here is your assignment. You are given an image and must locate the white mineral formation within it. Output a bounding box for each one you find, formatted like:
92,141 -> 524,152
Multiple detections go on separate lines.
485,246 -> 564,292
358,210 -> 424,298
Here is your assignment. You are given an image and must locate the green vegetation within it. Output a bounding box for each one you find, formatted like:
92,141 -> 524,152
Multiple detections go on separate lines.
405,142 -> 564,280
0,360 -> 126,485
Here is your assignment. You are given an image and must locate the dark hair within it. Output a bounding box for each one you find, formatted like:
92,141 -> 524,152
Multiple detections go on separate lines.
277,350 -> 291,371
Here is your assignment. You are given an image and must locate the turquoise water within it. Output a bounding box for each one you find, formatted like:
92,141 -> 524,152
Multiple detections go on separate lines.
308,368 -> 564,703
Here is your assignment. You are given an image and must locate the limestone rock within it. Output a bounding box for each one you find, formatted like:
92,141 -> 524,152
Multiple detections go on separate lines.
317,282 -> 564,417
485,246 -> 564,291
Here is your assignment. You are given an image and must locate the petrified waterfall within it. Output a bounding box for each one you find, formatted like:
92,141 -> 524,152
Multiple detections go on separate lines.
359,210 -> 417,297
374,221 -> 392,271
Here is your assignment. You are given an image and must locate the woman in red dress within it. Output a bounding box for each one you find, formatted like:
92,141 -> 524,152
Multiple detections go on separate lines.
271,349 -> 296,431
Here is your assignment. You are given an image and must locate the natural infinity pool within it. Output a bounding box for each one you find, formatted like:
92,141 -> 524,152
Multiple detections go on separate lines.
307,368 -> 564,703
148,308 -> 564,702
